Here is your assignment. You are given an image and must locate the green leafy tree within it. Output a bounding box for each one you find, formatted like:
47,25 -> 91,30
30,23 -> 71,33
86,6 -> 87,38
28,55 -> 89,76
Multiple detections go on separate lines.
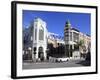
77,39 -> 85,57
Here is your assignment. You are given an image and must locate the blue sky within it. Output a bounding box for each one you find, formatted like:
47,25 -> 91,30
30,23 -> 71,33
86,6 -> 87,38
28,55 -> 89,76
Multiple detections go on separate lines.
23,10 -> 91,36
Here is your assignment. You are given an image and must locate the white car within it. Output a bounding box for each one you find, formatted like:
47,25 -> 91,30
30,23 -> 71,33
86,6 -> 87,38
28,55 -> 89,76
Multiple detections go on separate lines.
56,57 -> 69,62
49,56 -> 69,62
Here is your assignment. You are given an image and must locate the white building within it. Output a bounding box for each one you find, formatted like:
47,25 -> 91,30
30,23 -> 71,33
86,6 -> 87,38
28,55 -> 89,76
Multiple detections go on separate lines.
31,18 -> 48,61
23,18 -> 65,61
64,20 -> 91,59
64,20 -> 80,59
23,18 -> 48,61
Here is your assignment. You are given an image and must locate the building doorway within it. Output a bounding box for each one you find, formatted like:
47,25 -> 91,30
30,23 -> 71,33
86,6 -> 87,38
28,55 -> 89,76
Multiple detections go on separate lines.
38,47 -> 44,61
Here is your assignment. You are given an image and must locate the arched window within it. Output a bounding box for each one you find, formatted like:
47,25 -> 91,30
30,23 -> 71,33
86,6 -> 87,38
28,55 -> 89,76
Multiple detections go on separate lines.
35,28 -> 37,40
38,47 -> 43,52
39,25 -> 44,40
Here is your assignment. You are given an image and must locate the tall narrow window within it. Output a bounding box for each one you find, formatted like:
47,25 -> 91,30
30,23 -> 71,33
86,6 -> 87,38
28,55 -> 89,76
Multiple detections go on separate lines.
35,28 -> 37,40
39,26 -> 44,40
70,32 -> 72,41
73,32 -> 79,42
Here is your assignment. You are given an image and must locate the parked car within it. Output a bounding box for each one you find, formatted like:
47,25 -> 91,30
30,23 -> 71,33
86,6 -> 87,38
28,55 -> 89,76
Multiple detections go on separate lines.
49,56 -> 69,62
56,57 -> 69,62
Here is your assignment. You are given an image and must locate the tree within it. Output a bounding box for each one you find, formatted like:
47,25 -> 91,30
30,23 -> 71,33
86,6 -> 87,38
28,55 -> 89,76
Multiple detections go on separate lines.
78,39 -> 84,46
77,39 -> 85,58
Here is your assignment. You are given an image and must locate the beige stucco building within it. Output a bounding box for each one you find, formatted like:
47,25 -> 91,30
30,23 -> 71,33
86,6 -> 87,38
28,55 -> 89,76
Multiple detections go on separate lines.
47,32 -> 64,48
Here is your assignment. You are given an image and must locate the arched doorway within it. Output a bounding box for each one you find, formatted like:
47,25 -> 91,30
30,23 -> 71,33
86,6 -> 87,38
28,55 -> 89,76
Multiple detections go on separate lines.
38,47 -> 44,61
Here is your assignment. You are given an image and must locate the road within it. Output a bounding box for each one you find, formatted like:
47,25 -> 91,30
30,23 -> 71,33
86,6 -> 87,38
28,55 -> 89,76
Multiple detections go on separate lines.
23,59 -> 90,69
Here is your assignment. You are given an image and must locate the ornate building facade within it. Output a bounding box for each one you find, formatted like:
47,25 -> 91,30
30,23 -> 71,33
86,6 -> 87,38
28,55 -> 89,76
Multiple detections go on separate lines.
31,18 -> 48,61
64,20 -> 91,59
23,18 -> 65,61
23,18 -> 48,61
